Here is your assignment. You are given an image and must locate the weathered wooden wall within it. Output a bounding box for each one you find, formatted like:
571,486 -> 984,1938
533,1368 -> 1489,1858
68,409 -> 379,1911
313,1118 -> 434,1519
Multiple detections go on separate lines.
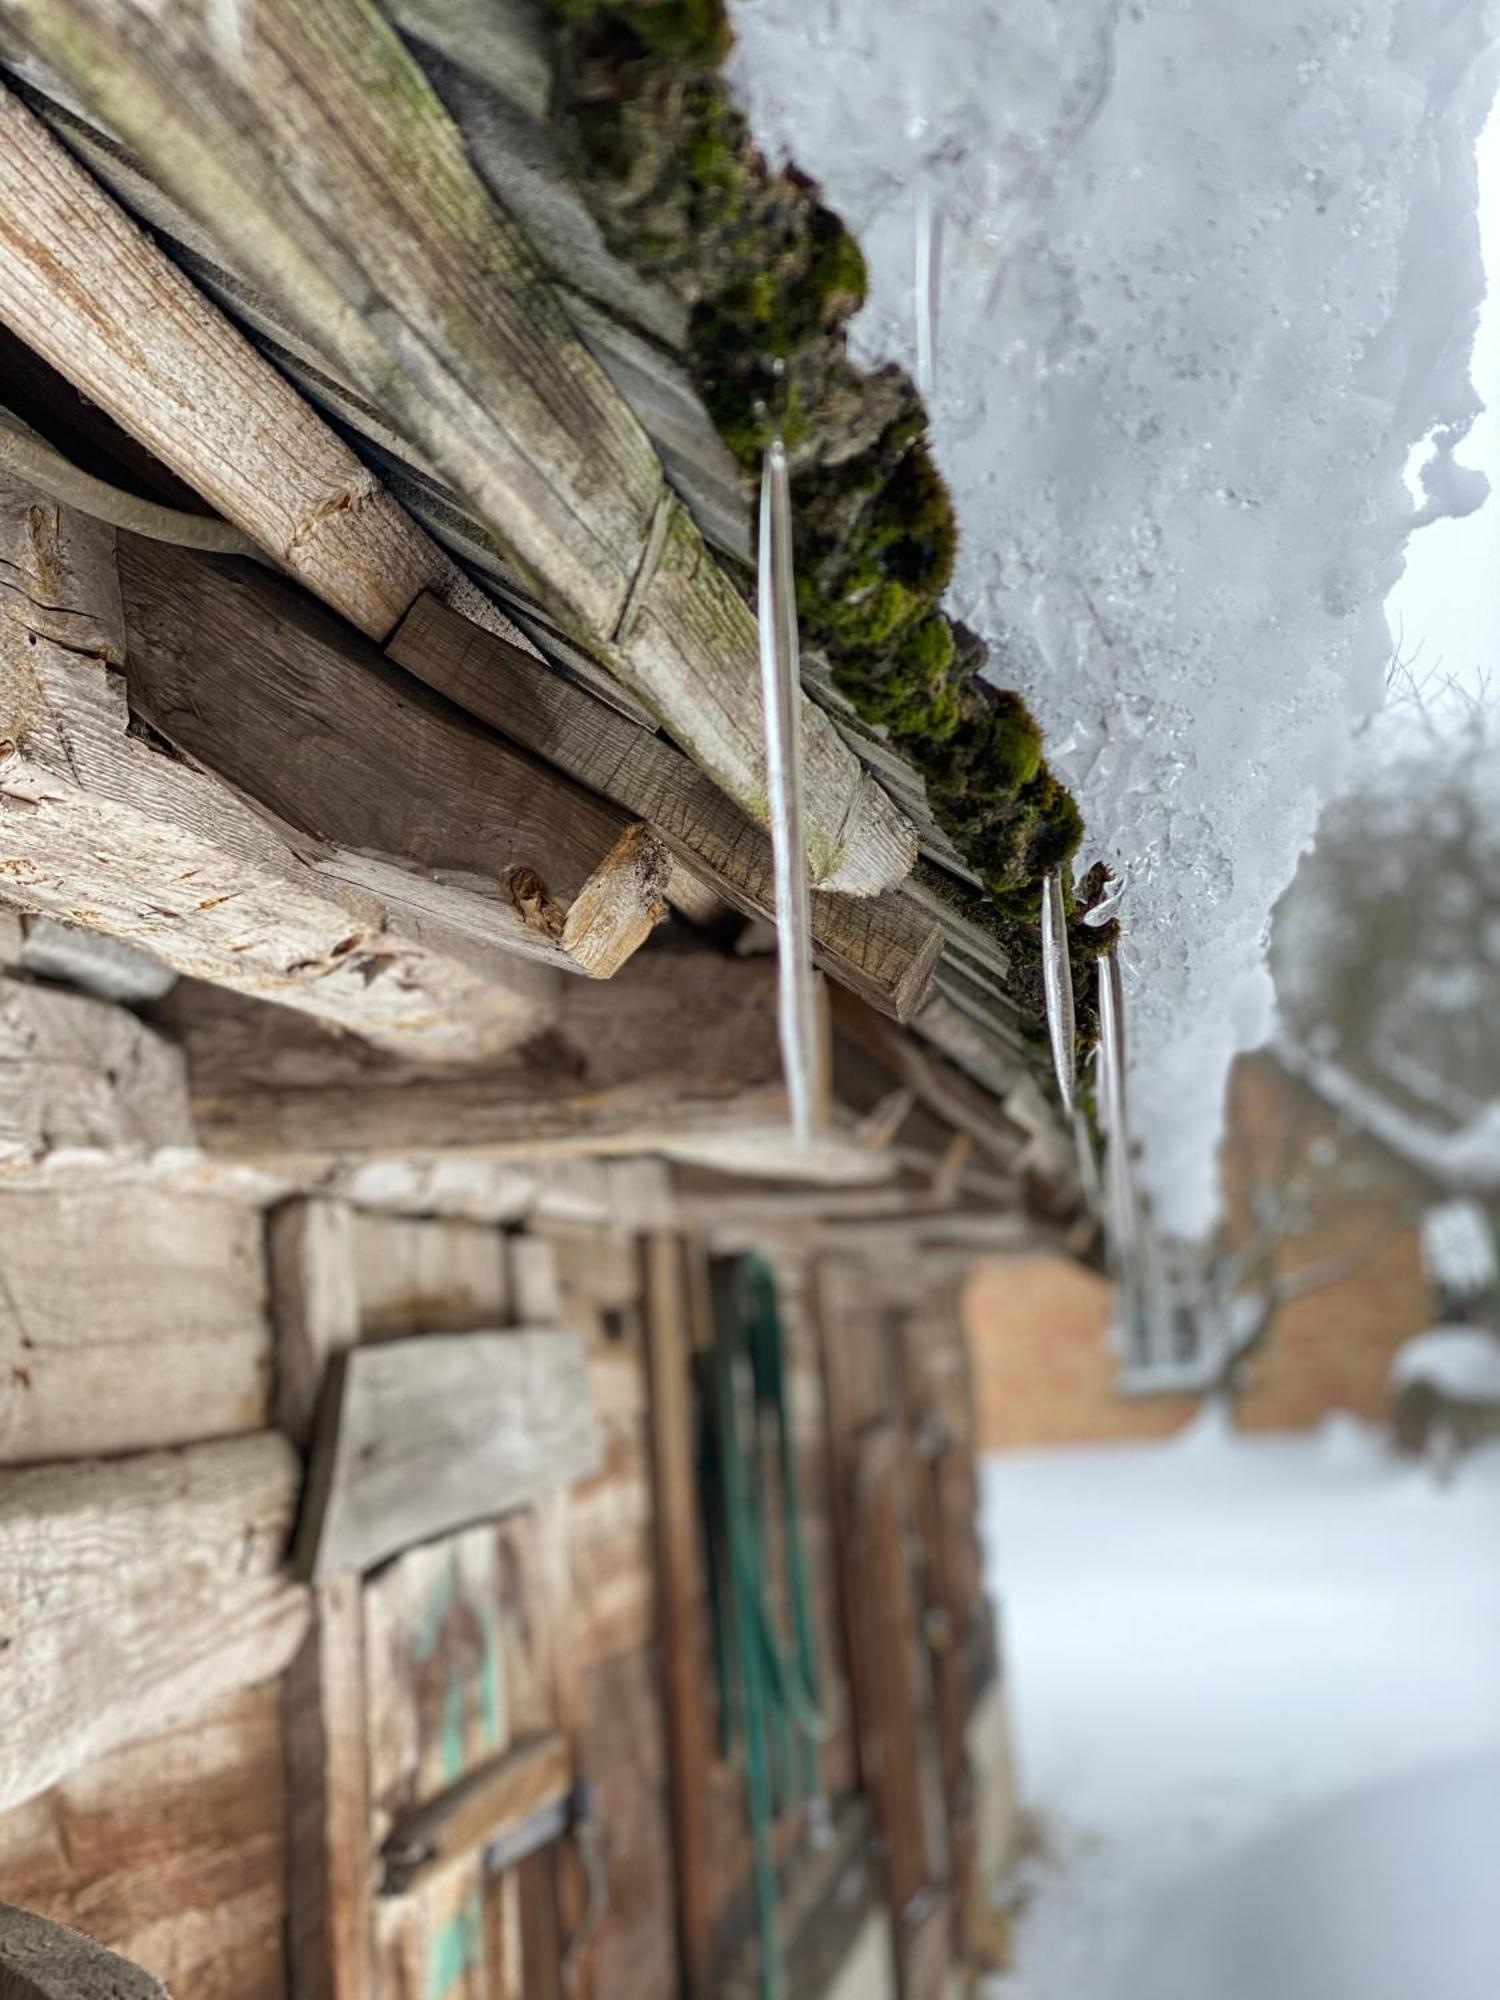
0,969 -> 1012,2000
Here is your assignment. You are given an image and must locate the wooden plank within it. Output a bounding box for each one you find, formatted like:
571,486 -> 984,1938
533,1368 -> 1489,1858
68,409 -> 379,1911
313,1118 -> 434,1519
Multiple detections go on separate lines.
284,1577 -> 372,2000
299,1331 -> 599,1581
0,976 -> 190,1172
380,1730 -> 571,1896
0,1434 -> 308,1813
2,1 -> 915,895
268,1199 -> 360,1450
0,1188 -> 269,1463
0,1685 -> 289,2000
0,81 -> 443,640
363,1519 -> 554,1838
374,1862 -> 489,2000
0,1904 -> 168,1999
351,1214 -> 509,1341
389,595 -> 942,1020
848,1424 -> 951,1996
0,474 -> 552,1060
118,539 -> 668,981
510,1236 -> 562,1324
641,1236 -> 713,2000
165,952 -> 791,1163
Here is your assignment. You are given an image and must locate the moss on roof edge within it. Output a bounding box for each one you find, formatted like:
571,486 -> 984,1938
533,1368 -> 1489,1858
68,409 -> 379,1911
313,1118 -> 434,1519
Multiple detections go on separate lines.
542,0 -> 1115,1041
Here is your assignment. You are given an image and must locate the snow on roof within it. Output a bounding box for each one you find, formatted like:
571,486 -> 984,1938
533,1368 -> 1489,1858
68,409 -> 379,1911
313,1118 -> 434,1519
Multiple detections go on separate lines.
1279,1039 -> 1500,1192
729,0 -> 1497,1238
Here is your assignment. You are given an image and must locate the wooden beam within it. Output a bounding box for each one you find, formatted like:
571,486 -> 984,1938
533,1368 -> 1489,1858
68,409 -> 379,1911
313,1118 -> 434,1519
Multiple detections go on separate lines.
162,952 -> 793,1163
388,595 -> 942,1020
641,1236 -> 714,2000
284,1577 -> 373,2000
119,540 -> 669,982
0,1434 -> 309,1813
0,82 -> 443,640
0,5 -> 915,895
295,1331 -> 601,1580
0,468 -> 553,1057
0,974 -> 191,1169
379,1730 -> 571,1897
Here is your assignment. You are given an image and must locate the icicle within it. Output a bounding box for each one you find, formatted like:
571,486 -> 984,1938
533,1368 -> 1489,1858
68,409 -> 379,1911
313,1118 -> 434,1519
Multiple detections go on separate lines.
758,439 -> 824,1149
914,185 -> 942,402
1072,1109 -> 1103,1211
1040,871 -> 1076,1114
1098,944 -> 1145,1319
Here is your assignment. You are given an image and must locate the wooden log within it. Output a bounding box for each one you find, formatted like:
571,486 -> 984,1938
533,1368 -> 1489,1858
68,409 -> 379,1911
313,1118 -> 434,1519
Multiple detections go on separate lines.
0,82 -> 443,640
284,1577 -> 373,2000
388,595 -> 942,1020
0,2 -> 915,895
0,1687 -> 286,2000
0,1904 -> 168,2000
118,540 -> 668,981
164,952 -> 792,1163
297,1332 -> 601,1580
0,473 -> 554,1058
641,1236 -> 713,2000
0,1188 -> 269,1462
0,1434 -> 309,1813
0,976 -> 191,1170
380,1731 -> 571,1897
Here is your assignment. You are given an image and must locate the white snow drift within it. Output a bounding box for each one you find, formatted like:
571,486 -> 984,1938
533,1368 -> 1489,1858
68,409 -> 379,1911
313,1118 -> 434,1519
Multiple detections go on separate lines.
730,0 -> 1500,1234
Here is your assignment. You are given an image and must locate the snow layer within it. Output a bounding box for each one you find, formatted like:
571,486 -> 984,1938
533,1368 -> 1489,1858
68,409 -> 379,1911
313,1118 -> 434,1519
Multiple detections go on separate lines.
729,0 -> 1499,1235
980,1428 -> 1500,1998
1391,1325 -> 1500,1402
1127,1757 -> 1500,2000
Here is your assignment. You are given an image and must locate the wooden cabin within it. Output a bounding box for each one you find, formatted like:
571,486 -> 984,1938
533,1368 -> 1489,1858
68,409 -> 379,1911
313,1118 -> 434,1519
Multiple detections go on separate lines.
0,5 -> 1096,1997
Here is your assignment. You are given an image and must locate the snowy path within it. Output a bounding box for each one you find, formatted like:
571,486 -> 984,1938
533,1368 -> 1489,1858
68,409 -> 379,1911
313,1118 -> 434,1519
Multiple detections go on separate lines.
981,1420 -> 1500,1999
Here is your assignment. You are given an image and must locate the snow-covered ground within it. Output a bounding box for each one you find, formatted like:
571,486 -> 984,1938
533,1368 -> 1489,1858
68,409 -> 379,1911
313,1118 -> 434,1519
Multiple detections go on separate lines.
981,1418 -> 1500,1998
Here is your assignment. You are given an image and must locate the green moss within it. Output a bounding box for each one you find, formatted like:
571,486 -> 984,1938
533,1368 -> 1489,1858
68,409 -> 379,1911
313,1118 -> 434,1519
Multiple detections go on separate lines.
541,0 -> 1096,1039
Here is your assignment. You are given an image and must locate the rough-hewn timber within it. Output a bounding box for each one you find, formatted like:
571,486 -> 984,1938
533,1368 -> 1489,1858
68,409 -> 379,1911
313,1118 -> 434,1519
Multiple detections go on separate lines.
0,2 -> 914,894
0,471 -> 555,1056
0,1434 -> 308,1813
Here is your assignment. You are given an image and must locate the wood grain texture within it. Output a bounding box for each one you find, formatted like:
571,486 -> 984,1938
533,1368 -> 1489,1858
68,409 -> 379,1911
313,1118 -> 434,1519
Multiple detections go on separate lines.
389,595 -> 941,1018
0,1687 -> 287,2000
363,1518 -> 554,1841
284,1576 -> 373,2000
0,83 -> 441,639
0,475 -> 551,1058
298,1332 -> 601,1580
164,952 -> 790,1163
268,1199 -> 360,1450
1,0 -> 916,893
351,1213 -> 509,1341
118,539 -> 666,981
0,1434 -> 309,1813
0,976 -> 191,1170
0,1188 -> 269,1462
380,1730 -> 571,1897
641,1236 -> 713,2000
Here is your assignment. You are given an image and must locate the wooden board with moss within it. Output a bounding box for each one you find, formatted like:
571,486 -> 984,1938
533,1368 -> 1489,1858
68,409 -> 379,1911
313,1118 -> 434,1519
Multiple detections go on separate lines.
540,0 -> 1104,1019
